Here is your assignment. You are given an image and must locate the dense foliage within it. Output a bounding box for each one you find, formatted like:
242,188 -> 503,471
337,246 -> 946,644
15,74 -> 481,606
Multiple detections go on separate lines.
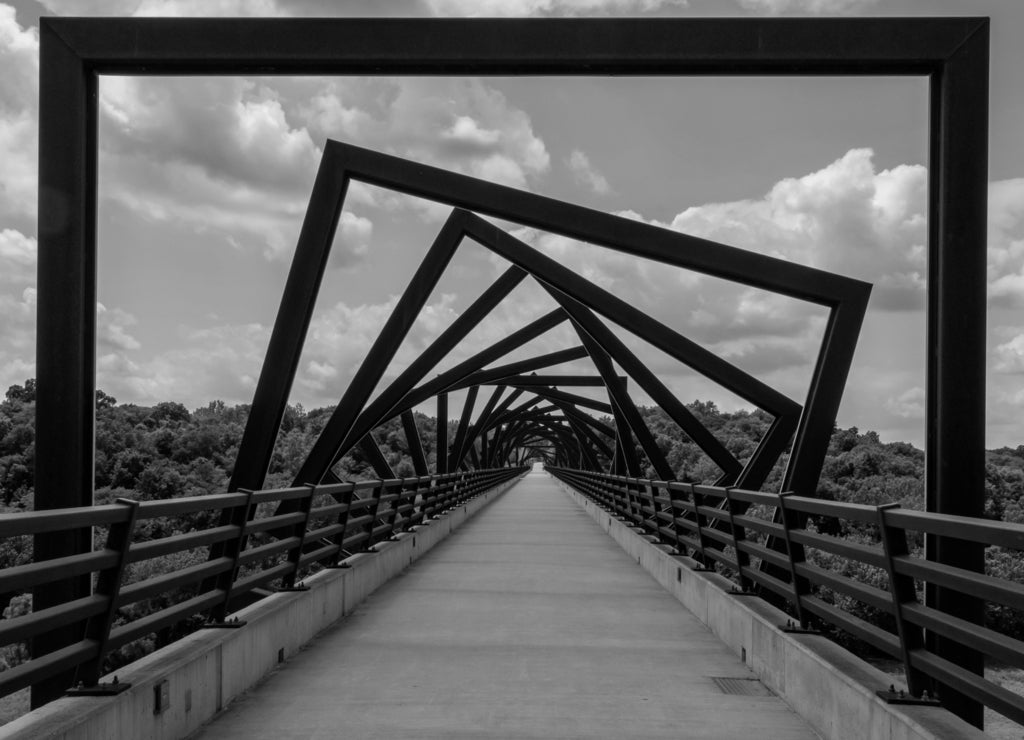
1,380 -> 1023,662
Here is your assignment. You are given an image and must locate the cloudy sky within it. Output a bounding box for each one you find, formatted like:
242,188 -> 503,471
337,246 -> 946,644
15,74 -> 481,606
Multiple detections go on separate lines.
2,0 -> 1023,448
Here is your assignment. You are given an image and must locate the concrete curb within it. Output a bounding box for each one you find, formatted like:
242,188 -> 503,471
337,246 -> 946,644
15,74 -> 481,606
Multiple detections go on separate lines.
0,475 -> 524,740
554,477 -> 988,740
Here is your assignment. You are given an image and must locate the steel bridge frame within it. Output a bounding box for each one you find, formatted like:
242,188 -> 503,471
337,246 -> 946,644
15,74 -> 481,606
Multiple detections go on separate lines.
36,16 -> 989,722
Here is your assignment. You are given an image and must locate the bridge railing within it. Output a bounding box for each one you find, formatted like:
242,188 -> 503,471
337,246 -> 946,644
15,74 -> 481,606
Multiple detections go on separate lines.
0,466 -> 525,701
547,466 -> 1024,727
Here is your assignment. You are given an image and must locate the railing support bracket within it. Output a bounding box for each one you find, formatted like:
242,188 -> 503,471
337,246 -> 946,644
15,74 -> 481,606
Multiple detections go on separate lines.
875,685 -> 941,707
66,676 -> 131,697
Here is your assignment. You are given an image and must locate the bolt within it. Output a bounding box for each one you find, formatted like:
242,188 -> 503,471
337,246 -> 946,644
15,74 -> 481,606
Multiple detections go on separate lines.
899,689 -> 905,698
889,684 -> 896,693
112,676 -> 119,685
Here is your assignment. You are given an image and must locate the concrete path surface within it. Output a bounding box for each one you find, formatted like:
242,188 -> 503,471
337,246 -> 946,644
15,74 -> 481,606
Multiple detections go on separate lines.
191,470 -> 818,739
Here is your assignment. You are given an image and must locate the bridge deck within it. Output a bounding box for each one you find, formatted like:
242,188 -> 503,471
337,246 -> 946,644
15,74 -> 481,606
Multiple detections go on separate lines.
193,470 -> 818,739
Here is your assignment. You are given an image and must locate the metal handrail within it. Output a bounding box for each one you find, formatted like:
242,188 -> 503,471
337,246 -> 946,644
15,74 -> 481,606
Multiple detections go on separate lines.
547,465 -> 1024,727
0,466 -> 526,700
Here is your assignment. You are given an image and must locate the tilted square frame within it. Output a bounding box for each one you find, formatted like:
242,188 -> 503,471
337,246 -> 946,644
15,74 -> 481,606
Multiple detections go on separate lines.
34,16 -> 989,719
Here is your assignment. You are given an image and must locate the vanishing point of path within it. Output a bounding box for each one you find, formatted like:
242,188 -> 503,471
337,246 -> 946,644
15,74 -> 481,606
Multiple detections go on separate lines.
192,470 -> 818,739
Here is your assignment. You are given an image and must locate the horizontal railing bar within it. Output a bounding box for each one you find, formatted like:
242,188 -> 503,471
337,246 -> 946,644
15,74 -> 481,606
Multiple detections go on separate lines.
134,493 -> 247,520
0,506 -> 129,537
0,639 -> 98,697
303,523 -> 346,542
126,525 -> 239,563
236,536 -> 302,566
107,590 -> 224,651
801,595 -> 901,657
887,509 -> 1024,549
242,512 -> 307,536
297,543 -> 338,568
893,555 -> 1024,610
116,558 -> 233,607
0,550 -> 119,593
911,650 -> 1024,727
901,602 -> 1024,668
228,561 -> 293,597
308,502 -> 349,519
794,562 -> 895,614
0,594 -> 107,645
788,531 -> 888,569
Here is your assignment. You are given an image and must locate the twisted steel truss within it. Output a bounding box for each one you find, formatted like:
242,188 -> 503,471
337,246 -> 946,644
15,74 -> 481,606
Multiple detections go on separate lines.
233,142 -> 871,498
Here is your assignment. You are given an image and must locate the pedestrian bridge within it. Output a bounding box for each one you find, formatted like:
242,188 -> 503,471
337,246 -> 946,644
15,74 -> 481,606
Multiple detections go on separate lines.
0,468 -> 1001,739
19,14 -> 1013,737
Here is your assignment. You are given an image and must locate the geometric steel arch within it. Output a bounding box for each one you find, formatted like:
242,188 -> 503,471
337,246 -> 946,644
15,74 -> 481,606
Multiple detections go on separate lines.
35,16 -> 989,721
242,143 -> 871,501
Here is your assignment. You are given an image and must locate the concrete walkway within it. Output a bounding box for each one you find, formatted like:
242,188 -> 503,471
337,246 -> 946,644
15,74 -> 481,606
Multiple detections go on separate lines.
192,470 -> 818,739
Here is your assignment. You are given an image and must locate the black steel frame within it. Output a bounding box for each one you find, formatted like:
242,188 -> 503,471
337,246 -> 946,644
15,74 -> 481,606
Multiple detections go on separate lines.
35,16 -> 989,723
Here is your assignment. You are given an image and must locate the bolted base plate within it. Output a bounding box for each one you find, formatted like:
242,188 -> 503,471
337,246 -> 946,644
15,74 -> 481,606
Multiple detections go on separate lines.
275,585 -> 311,592
779,622 -> 822,635
66,680 -> 131,697
875,689 -> 941,706
203,619 -> 247,629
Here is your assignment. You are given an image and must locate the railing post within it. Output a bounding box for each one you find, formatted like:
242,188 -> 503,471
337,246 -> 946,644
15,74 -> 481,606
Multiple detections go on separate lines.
776,492 -> 814,631
876,503 -> 931,699
278,484 -> 315,591
385,480 -> 409,539
364,480 -> 386,551
67,498 -> 138,694
722,487 -> 753,593
691,485 -> 717,571
325,482 -> 355,568
422,475 -> 439,520
205,488 -> 255,627
641,480 -> 659,537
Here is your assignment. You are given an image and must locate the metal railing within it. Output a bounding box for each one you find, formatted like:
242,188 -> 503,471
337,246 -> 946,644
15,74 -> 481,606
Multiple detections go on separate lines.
0,467 -> 525,700
547,466 -> 1024,727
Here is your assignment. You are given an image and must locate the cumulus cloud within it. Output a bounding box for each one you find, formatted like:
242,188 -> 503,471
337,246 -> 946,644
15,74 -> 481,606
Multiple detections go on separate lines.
0,5 -> 38,224
98,322 -> 270,406
97,303 -> 141,353
987,178 -> 1024,307
737,0 -> 879,14
994,334 -> 1024,374
567,149 -> 612,195
508,149 -> 924,384
884,386 -> 925,420
0,228 -> 37,393
96,70 -> 549,260
39,0 -> 283,15
669,149 -> 927,310
424,0 -> 689,16
300,78 -> 550,192
99,76 -> 335,261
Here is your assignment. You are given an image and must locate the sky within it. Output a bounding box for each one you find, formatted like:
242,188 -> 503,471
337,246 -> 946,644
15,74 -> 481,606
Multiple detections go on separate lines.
1,0 -> 1024,449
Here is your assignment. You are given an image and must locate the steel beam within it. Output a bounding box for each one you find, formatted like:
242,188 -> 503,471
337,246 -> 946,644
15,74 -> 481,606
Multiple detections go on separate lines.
333,265 -> 527,461
400,410 -> 428,476
291,210 -> 467,487
358,434 -> 395,479
448,385 -> 478,472
543,289 -> 742,479
436,393 -> 448,474
573,328 -> 675,481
